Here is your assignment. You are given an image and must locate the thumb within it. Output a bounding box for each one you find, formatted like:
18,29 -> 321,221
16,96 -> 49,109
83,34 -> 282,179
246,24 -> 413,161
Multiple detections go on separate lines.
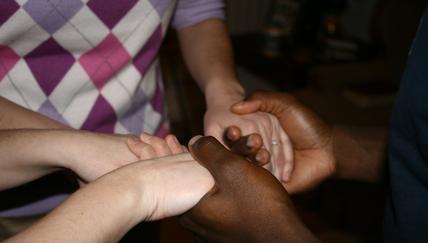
189,136 -> 244,186
231,99 -> 262,115
231,91 -> 292,119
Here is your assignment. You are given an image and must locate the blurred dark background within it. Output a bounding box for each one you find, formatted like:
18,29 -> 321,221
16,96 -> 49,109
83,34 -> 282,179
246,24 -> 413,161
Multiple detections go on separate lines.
1,0 -> 428,242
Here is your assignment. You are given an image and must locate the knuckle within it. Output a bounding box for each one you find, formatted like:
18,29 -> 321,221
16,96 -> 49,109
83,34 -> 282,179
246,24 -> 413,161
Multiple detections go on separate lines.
192,136 -> 217,151
149,138 -> 166,149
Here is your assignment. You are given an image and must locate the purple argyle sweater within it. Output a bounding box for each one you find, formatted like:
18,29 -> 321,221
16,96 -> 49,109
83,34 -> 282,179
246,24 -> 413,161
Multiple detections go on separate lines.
0,0 -> 224,136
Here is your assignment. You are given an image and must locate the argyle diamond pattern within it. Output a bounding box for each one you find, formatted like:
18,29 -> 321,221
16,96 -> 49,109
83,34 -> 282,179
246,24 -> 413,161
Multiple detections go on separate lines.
79,33 -> 131,90
25,38 -> 75,96
0,0 -> 20,26
87,0 -> 138,29
120,87 -> 148,134
134,25 -> 162,76
38,99 -> 69,125
81,94 -> 117,133
23,0 -> 84,34
0,45 -> 20,81
149,0 -> 170,18
0,0 -> 223,136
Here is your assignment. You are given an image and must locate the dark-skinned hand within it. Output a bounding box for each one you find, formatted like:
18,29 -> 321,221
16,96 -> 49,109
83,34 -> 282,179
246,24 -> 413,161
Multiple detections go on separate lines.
226,91 -> 336,194
180,136 -> 319,243
223,132 -> 271,165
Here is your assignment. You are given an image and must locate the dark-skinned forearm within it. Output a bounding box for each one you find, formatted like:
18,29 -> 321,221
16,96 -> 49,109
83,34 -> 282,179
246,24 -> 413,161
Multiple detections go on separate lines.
333,126 -> 387,182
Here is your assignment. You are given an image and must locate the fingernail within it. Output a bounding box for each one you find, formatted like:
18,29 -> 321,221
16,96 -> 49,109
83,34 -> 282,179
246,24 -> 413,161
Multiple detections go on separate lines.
170,135 -> 179,144
189,135 -> 203,146
255,153 -> 263,162
246,138 -> 256,147
227,130 -> 235,140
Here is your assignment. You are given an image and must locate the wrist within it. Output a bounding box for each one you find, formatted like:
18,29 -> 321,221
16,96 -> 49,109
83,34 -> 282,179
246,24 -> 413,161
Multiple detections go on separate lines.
331,126 -> 363,180
126,160 -> 161,222
332,126 -> 386,182
99,162 -> 148,226
54,166 -> 145,240
52,130 -> 90,170
331,127 -> 349,179
204,78 -> 245,108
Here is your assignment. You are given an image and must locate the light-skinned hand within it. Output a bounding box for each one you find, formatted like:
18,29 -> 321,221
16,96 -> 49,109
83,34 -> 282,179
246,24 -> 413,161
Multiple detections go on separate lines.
228,91 -> 336,193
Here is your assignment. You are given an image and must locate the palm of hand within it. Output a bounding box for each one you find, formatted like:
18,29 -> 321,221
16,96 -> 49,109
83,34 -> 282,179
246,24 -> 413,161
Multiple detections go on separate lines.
204,108 -> 294,182
276,101 -> 336,193
286,146 -> 335,193
228,91 -> 337,194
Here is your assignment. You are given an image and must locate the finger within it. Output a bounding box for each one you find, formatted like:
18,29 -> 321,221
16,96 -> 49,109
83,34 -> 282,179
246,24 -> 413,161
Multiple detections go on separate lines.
165,134 -> 185,154
231,91 -> 294,118
254,149 -> 271,166
189,135 -> 203,147
279,134 -> 295,181
205,126 -> 229,148
140,133 -> 172,157
132,142 -> 157,160
127,137 -> 145,157
223,126 -> 242,147
229,134 -> 263,157
283,177 -> 316,195
189,136 -> 244,184
182,145 -> 189,152
231,99 -> 262,115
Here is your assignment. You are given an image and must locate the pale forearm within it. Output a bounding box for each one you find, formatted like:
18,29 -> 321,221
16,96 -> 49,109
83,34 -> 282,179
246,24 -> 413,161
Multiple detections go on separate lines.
0,97 -> 68,129
5,154 -> 214,243
177,19 -> 244,105
5,168 -> 141,243
333,126 -> 387,182
0,129 -> 133,190
0,129 -> 66,190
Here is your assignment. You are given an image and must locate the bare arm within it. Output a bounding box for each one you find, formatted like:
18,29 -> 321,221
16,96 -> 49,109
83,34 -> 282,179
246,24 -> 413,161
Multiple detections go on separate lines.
1,134 -> 214,242
0,129 -> 140,190
177,19 -> 244,105
0,130 -> 63,190
333,126 -> 387,182
0,97 -> 68,129
4,166 -> 141,243
5,150 -> 213,243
